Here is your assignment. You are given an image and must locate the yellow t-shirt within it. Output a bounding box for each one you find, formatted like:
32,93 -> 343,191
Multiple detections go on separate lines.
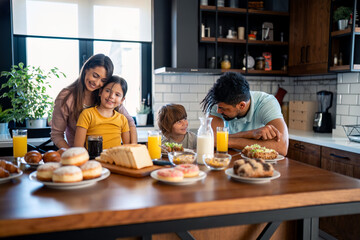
76,107 -> 130,149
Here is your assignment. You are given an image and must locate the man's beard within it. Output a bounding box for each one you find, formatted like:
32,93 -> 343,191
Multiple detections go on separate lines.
222,113 -> 244,121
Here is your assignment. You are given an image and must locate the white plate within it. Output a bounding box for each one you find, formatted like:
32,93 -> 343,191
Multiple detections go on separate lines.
0,170 -> 23,184
151,169 -> 207,185
240,153 -> 285,163
225,168 -> 281,184
29,168 -> 110,189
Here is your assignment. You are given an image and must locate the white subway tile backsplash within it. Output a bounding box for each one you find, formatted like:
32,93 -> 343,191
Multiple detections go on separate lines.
337,74 -> 343,83
349,105 -> 360,116
358,116 -> 360,124
181,93 -> 198,102
189,84 -> 206,93
341,95 -> 358,105
336,104 -> 349,115
181,75 -> 198,84
172,84 -> 190,93
187,111 -> 198,120
343,72 -> 359,83
189,102 -> 201,111
197,75 -> 215,84
163,93 -> 181,102
154,75 -> 163,83
341,115 -> 358,125
163,75 -> 181,84
337,84 -> 350,94
154,93 -> 163,102
350,83 -> 360,94
337,94 -> 342,105
155,84 -> 172,92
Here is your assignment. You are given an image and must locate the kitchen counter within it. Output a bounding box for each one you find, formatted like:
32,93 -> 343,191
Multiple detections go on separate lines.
289,129 -> 360,154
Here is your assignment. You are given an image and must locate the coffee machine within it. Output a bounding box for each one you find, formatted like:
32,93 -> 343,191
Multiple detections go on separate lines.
313,91 -> 333,133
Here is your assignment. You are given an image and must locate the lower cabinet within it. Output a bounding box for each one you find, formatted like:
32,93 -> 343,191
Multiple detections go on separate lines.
287,139 -> 321,167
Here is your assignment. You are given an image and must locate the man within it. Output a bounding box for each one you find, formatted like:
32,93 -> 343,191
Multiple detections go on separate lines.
201,72 -> 288,156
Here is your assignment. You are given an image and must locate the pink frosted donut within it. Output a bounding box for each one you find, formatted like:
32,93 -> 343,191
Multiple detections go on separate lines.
175,164 -> 199,178
157,168 -> 184,182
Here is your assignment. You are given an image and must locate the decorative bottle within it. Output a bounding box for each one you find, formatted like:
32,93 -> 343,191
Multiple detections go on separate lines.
196,116 -> 214,164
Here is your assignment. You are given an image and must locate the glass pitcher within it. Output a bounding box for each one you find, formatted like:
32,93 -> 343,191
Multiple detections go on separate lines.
196,116 -> 214,164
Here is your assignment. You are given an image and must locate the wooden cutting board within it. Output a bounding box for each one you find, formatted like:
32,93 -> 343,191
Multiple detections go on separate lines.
100,162 -> 163,178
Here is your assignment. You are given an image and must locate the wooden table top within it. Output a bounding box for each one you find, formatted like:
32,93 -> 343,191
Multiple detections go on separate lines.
1,152 -> 360,237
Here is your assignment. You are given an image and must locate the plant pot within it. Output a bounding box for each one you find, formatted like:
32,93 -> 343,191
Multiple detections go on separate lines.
338,19 -> 349,30
136,114 -> 148,126
26,118 -> 47,128
0,122 -> 9,136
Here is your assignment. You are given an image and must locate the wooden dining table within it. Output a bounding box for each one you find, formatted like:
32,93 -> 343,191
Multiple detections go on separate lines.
1,151 -> 360,240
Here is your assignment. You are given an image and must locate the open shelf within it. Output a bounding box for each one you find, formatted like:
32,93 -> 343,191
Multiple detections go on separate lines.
248,9 -> 289,16
329,65 -> 350,71
331,28 -> 352,37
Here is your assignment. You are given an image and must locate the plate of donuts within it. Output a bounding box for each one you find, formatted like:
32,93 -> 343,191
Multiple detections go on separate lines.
151,165 -> 207,185
29,168 -> 110,189
240,153 -> 285,163
225,168 -> 281,184
0,171 -> 23,184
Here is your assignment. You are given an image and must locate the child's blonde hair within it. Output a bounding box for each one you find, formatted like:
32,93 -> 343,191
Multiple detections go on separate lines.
157,104 -> 187,138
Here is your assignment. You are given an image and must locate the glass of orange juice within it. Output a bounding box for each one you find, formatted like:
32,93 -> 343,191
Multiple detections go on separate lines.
12,129 -> 28,158
148,130 -> 162,160
216,127 -> 229,153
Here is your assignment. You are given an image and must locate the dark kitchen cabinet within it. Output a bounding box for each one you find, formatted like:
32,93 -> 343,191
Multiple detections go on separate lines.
199,1 -> 289,75
288,0 -> 331,75
287,139 -> 321,167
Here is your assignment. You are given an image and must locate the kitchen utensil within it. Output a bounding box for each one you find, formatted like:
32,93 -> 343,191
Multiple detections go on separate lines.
313,91 -> 333,133
262,22 -> 273,41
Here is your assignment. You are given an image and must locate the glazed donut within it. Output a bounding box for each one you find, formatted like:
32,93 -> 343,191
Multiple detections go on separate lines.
36,162 -> 61,181
24,150 -> 42,164
61,147 -> 89,166
43,150 -> 61,163
57,148 -> 68,157
175,164 -> 199,178
157,168 -> 184,182
80,160 -> 102,180
52,166 -> 83,183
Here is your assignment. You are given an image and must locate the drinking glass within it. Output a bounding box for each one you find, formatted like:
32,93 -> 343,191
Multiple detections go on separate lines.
216,127 -> 229,153
87,135 -> 103,159
12,129 -> 27,158
147,130 -> 161,160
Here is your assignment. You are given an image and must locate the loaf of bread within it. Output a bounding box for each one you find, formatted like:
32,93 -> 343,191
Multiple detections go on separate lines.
242,144 -> 278,160
97,144 -> 153,169
233,158 -> 274,178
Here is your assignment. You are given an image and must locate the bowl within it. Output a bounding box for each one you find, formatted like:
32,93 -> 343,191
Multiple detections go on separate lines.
168,150 -> 197,165
203,153 -> 232,170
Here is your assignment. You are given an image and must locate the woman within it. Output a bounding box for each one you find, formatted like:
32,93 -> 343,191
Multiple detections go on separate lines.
51,54 -> 137,149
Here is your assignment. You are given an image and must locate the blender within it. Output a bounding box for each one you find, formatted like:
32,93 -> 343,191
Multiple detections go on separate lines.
313,91 -> 333,133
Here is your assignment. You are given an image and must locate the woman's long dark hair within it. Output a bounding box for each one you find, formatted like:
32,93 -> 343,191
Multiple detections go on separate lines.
62,54 -> 114,120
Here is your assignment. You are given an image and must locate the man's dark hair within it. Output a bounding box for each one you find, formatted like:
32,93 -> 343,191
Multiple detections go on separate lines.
201,72 -> 250,112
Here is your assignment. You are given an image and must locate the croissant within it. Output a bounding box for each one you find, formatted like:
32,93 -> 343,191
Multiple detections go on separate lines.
0,167 -> 10,178
0,160 -> 20,173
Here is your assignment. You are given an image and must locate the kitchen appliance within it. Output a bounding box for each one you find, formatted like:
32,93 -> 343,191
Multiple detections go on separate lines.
313,90 -> 333,133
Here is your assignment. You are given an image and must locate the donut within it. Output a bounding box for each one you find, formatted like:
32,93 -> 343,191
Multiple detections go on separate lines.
24,150 -> 42,164
61,147 -> 89,166
36,162 -> 61,181
80,160 -> 102,180
52,166 -> 83,183
175,164 -> 199,178
157,168 -> 184,182
57,148 -> 68,157
43,150 -> 61,163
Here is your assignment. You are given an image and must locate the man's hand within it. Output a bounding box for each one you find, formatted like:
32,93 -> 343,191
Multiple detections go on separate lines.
251,125 -> 281,141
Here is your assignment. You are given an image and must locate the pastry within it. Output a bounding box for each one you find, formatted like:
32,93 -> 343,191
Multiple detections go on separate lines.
175,164 -> 199,178
36,162 -> 61,181
0,167 -> 10,178
43,150 -> 61,163
233,158 -> 274,178
61,147 -> 89,166
157,168 -> 184,182
242,144 -> 278,160
24,150 -> 42,164
98,144 -> 153,169
52,166 -> 83,183
0,160 -> 20,173
80,160 -> 102,180
57,148 -> 68,156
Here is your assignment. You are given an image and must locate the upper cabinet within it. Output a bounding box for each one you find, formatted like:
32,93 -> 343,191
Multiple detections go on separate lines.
198,0 -> 289,75
329,0 -> 360,73
289,0 -> 331,75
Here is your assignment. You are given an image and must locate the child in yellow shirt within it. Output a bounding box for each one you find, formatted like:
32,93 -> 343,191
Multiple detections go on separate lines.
74,75 -> 130,150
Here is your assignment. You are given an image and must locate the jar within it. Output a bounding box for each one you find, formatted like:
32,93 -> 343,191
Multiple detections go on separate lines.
196,116 -> 214,164
208,56 -> 216,69
221,55 -> 231,69
255,57 -> 265,70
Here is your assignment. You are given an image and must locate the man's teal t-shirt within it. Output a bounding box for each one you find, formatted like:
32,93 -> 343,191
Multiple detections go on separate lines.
210,91 -> 283,134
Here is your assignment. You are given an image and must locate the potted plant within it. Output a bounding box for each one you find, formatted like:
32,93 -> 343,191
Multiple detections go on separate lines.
0,63 -> 65,128
333,6 -> 352,30
0,105 -> 12,136
136,99 -> 151,126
